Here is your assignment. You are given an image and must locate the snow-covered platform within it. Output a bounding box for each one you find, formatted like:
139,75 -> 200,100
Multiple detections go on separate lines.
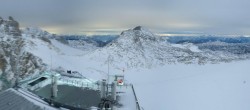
115,85 -> 141,110
11,71 -> 142,110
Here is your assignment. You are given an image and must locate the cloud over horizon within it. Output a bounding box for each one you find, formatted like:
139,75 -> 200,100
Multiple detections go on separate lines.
0,0 -> 249,35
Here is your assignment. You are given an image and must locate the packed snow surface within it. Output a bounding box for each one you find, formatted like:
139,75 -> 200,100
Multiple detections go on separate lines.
125,60 -> 250,110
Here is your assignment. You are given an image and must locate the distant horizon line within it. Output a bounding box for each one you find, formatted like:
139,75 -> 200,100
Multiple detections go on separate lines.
52,31 -> 250,37
20,27 -> 250,37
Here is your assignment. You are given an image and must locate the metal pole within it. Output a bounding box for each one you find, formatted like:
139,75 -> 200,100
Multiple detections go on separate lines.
108,55 -> 109,78
108,55 -> 110,83
132,85 -> 141,110
111,81 -> 117,101
107,55 -> 110,97
51,74 -> 58,98
101,79 -> 106,98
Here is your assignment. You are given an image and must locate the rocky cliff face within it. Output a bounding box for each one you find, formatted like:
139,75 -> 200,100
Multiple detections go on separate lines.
0,36 -> 46,90
0,16 -> 21,36
0,17 -> 45,91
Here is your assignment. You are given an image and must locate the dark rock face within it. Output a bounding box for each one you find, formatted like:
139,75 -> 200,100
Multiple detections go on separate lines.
0,17 -> 3,24
133,26 -> 143,30
0,16 -> 21,36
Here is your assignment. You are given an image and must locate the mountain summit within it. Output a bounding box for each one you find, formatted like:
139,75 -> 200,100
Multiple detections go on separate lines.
90,26 -> 207,68
119,26 -> 158,44
0,16 -> 21,36
89,26 -> 246,69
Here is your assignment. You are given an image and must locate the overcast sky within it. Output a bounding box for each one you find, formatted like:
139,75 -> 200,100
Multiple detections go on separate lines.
0,0 -> 249,35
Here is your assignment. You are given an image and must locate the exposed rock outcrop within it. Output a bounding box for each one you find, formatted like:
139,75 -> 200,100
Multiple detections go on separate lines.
0,16 -> 21,36
0,16 -> 45,91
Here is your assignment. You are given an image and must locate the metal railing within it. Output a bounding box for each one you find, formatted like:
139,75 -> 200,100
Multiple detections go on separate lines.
131,84 -> 142,110
58,78 -> 100,90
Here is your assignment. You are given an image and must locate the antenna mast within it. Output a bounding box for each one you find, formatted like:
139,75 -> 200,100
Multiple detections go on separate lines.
108,55 -> 110,80
107,55 -> 110,97
50,54 -> 52,71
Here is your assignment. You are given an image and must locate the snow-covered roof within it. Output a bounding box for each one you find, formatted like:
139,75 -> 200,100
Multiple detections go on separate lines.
0,88 -> 57,110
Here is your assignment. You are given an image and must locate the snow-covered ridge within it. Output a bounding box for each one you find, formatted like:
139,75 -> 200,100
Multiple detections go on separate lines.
22,27 -> 53,38
88,26 -> 250,69
89,26 -> 204,68
0,16 -> 21,36
117,26 -> 160,45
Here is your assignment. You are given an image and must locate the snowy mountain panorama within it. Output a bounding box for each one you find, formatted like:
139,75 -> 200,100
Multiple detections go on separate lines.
87,26 -> 250,69
1,17 -> 250,110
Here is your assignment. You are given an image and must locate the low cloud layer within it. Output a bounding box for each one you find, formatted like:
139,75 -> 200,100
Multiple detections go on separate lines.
0,0 -> 249,35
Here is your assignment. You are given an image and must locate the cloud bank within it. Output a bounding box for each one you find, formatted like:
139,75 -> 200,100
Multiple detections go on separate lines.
0,0 -> 249,35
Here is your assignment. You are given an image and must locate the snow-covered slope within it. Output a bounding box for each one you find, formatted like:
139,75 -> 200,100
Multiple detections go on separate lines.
88,26 -> 247,69
23,35 -> 103,80
67,39 -> 99,52
20,26 -> 250,76
21,26 -> 249,81
1,24 -> 248,84
126,60 -> 250,110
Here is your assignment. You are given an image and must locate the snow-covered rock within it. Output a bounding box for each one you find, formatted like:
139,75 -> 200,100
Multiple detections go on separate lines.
67,39 -> 99,52
87,26 -> 250,69
0,17 -> 46,91
22,27 -> 52,38
89,26 -> 211,69
171,43 -> 201,52
0,16 -> 21,36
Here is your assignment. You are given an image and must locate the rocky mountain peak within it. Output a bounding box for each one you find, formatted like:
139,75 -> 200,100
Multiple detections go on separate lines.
22,27 -> 52,38
0,17 -> 3,24
0,16 -> 21,36
8,16 -> 14,21
133,26 -> 143,30
117,26 -> 159,47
